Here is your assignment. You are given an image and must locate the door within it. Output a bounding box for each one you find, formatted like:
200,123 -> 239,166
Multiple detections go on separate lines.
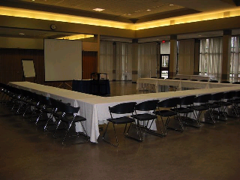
82,51 -> 98,79
160,54 -> 170,79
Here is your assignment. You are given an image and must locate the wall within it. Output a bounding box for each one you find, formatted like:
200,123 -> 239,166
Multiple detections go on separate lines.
0,37 -> 43,49
178,39 -> 195,75
0,48 -> 44,84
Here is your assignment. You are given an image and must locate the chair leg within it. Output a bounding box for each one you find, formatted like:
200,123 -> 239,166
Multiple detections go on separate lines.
53,120 -> 62,138
102,122 -> 119,147
112,123 -> 119,146
102,122 -> 109,140
35,111 -> 42,125
43,114 -> 53,131
62,121 -> 74,145
125,122 -> 143,142
79,121 -> 90,142
177,115 -> 184,131
142,119 -> 165,137
165,116 -> 184,133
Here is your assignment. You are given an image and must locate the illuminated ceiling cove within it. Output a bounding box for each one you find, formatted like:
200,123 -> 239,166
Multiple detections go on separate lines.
1,6 -> 240,30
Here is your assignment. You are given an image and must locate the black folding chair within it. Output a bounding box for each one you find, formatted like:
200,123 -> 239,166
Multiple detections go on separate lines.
190,94 -> 214,124
219,91 -> 235,120
35,95 -> 54,126
132,100 -> 164,140
173,95 -> 199,128
102,102 -> 140,147
43,98 -> 62,131
155,97 -> 183,135
53,101 -> 89,145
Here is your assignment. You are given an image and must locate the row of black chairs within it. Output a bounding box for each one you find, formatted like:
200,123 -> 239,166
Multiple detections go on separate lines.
0,83 -> 89,145
102,90 -> 240,147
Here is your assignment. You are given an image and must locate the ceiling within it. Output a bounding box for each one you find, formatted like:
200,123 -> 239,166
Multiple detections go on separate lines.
0,0 -> 240,40
1,0 -> 238,23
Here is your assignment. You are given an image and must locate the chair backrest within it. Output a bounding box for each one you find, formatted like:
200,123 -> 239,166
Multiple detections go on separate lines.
210,92 -> 224,101
109,102 -> 136,114
179,95 -> 196,106
210,80 -> 218,83
191,79 -> 198,81
233,82 -> 240,84
61,103 -> 80,114
158,97 -> 181,108
221,81 -> 230,83
194,94 -> 211,103
28,92 -> 39,102
222,91 -> 234,100
50,98 -> 63,112
200,79 -> 208,82
233,90 -> 240,98
38,95 -> 51,106
135,100 -> 159,111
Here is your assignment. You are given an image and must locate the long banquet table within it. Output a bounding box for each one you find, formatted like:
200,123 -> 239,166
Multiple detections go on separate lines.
9,81 -> 240,143
137,78 -> 236,92
174,74 -> 212,81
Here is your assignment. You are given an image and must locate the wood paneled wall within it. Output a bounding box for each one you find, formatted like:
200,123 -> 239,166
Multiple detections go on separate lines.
0,48 -> 98,90
0,48 -> 44,84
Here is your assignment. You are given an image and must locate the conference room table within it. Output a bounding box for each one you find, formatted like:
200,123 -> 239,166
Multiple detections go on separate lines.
174,74 -> 212,81
9,81 -> 240,143
137,78 -> 236,92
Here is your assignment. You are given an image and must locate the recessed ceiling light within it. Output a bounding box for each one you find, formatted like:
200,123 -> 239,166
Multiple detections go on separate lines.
128,13 -> 132,16
169,4 -> 174,6
147,9 -> 151,12
19,32 -> 25,36
93,8 -> 105,12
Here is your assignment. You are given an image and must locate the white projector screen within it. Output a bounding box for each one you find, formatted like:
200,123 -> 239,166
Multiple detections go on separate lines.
44,39 -> 82,81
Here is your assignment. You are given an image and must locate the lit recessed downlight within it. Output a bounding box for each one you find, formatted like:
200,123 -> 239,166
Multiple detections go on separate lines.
93,8 -> 105,12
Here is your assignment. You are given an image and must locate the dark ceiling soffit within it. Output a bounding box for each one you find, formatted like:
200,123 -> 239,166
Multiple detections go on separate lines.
0,1 -> 132,23
0,1 -> 199,24
132,8 -> 200,23
233,0 -> 240,6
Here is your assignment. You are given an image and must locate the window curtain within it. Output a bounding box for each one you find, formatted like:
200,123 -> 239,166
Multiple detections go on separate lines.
230,36 -> 240,82
116,42 -> 132,80
99,41 -> 114,80
199,37 -> 222,80
138,43 -> 157,78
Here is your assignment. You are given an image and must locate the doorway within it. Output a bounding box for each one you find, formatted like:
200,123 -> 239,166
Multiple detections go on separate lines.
82,51 -> 98,79
160,54 -> 170,79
